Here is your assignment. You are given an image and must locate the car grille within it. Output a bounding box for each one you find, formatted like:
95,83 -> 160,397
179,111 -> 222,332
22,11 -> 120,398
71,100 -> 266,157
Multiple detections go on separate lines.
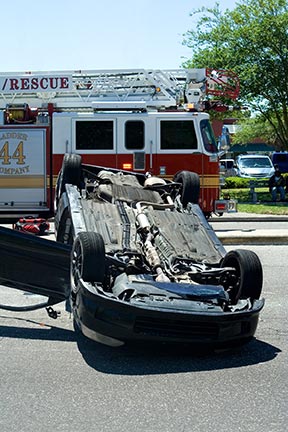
251,173 -> 267,178
134,317 -> 219,340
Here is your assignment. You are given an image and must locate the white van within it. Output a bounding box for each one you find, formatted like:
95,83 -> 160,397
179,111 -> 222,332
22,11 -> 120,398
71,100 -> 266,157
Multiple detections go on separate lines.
220,158 -> 237,177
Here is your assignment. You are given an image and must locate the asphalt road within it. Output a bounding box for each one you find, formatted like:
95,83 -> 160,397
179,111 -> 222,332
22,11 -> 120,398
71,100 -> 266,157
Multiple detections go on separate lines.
0,239 -> 287,432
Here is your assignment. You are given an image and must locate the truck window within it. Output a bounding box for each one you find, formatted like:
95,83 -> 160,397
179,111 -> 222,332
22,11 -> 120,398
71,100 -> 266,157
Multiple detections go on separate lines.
76,120 -> 114,150
125,120 -> 144,150
200,119 -> 218,153
160,120 -> 197,150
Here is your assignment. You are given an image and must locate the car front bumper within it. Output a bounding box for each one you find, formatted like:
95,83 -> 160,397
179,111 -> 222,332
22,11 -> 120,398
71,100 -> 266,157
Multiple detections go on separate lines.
73,279 -> 265,348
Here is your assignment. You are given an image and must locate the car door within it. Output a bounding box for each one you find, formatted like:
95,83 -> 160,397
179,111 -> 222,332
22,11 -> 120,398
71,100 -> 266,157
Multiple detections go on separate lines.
0,226 -> 70,302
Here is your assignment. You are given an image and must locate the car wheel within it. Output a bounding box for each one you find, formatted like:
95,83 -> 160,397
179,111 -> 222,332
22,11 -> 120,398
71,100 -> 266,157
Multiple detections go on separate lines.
173,170 -> 200,206
221,249 -> 263,304
71,232 -> 106,286
59,153 -> 82,194
54,153 -> 82,212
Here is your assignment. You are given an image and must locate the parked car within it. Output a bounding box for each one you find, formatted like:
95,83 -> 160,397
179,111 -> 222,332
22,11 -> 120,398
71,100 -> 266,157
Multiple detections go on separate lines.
235,154 -> 274,178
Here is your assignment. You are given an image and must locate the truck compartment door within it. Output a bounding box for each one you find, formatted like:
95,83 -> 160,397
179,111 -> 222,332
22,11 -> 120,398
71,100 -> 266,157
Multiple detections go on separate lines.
0,226 -> 70,301
0,128 -> 48,212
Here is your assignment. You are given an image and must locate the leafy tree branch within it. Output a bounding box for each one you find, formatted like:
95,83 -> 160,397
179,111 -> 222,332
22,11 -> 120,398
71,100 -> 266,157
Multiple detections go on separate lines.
182,0 -> 288,148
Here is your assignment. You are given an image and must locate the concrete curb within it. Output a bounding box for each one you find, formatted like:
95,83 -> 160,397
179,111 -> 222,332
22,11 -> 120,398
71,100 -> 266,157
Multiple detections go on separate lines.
212,216 -> 288,223
210,212 -> 288,223
216,229 -> 288,245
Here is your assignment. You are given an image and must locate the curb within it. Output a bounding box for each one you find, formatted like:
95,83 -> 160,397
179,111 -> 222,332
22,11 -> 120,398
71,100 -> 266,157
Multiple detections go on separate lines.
210,212 -> 288,222
211,216 -> 288,223
216,229 -> 288,245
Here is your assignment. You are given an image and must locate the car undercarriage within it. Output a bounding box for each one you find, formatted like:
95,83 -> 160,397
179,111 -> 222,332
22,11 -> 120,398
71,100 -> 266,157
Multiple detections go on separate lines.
0,154 -> 264,348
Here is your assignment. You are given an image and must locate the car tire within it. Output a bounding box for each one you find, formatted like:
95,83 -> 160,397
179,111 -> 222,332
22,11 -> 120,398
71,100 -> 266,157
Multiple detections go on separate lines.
173,170 -> 200,206
71,231 -> 106,284
54,153 -> 82,212
60,153 -> 82,193
221,249 -> 263,304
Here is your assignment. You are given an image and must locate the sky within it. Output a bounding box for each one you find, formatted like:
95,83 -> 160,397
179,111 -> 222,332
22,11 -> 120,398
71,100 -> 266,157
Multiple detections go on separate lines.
3,0 -> 238,72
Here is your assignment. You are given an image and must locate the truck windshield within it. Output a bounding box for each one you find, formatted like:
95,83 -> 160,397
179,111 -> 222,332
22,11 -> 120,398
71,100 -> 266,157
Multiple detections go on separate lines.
200,119 -> 218,153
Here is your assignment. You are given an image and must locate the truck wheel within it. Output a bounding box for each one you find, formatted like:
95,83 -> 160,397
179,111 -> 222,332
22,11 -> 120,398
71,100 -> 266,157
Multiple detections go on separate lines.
173,170 -> 200,206
221,249 -> 263,304
71,232 -> 105,285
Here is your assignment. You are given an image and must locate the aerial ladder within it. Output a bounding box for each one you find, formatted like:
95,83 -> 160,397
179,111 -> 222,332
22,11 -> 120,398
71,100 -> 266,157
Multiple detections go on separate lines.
0,68 -> 240,117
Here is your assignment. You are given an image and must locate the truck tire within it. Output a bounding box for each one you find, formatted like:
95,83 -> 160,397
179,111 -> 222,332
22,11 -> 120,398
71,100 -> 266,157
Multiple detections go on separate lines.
173,170 -> 200,206
221,249 -> 263,304
71,231 -> 106,284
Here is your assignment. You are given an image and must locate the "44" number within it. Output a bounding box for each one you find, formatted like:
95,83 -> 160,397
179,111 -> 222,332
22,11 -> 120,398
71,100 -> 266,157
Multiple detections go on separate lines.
0,141 -> 26,165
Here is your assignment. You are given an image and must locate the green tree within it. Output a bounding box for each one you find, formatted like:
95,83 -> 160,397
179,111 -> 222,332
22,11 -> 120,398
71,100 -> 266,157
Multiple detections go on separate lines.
182,0 -> 288,149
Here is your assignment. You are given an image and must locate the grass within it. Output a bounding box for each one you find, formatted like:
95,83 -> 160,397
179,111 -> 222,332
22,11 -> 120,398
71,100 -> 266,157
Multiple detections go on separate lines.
221,187 -> 288,215
237,203 -> 288,215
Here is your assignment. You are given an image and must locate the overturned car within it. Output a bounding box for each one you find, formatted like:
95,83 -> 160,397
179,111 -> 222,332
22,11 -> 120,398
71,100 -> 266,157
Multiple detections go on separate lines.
0,154 -> 264,348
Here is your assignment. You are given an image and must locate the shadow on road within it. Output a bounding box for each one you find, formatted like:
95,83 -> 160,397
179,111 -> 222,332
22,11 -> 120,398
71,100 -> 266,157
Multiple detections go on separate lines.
0,319 -> 76,342
0,317 -> 281,374
76,337 -> 281,374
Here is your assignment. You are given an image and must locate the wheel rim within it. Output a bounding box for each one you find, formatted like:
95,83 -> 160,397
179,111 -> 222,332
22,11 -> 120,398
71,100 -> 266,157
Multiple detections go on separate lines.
221,255 -> 242,304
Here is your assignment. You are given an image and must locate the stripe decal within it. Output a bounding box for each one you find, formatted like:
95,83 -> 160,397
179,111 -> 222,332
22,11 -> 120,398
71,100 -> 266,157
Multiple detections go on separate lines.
201,176 -> 220,187
161,174 -> 219,188
0,176 -> 45,188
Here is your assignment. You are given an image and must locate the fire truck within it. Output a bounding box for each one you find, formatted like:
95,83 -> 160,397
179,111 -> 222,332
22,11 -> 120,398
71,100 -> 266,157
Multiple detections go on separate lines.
0,68 -> 239,219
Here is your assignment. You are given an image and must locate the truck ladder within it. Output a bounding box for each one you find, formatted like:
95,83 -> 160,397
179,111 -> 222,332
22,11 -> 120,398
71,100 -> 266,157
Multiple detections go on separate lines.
0,68 -> 239,110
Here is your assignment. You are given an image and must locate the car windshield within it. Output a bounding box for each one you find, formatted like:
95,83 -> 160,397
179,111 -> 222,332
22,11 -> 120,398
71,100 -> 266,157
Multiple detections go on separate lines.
239,157 -> 272,168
